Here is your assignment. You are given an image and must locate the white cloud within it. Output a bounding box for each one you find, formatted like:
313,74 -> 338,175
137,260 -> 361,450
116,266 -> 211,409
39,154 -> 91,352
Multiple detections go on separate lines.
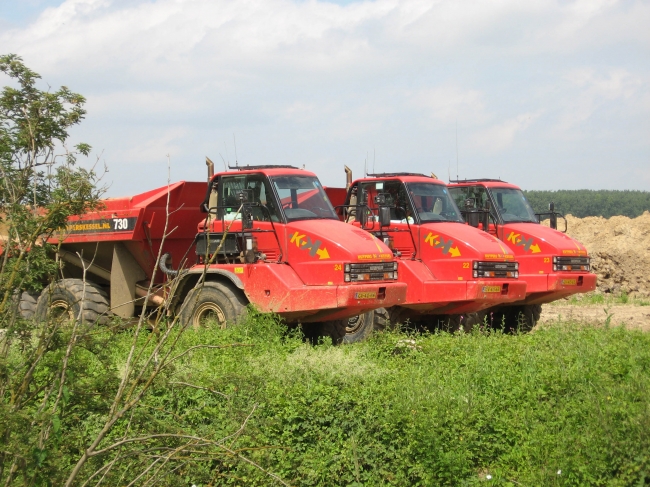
556,68 -> 645,131
1,0 -> 648,192
472,112 -> 540,153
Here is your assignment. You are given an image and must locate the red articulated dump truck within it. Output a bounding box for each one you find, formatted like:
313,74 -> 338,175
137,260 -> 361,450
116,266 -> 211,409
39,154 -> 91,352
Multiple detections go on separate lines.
325,168 -> 527,341
34,164 -> 407,343
447,179 -> 597,329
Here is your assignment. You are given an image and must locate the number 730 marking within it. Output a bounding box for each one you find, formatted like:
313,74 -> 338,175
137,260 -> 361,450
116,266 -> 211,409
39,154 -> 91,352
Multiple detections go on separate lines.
113,218 -> 129,230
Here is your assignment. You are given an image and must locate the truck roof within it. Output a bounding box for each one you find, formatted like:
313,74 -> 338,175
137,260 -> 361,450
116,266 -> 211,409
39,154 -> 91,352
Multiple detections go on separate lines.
449,179 -> 521,190
353,173 -> 444,185
211,165 -> 316,180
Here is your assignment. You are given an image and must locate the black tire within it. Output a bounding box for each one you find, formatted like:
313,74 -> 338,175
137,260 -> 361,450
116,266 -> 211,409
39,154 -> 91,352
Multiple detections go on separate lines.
435,313 -> 480,332
486,308 -> 509,330
373,307 -> 391,332
19,292 -> 39,320
510,304 -> 542,333
343,311 -> 376,344
179,281 -> 247,330
318,319 -> 347,345
35,279 -> 110,325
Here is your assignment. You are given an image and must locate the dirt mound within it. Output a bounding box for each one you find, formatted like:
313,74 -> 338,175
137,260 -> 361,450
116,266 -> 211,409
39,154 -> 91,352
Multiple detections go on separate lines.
554,211 -> 650,297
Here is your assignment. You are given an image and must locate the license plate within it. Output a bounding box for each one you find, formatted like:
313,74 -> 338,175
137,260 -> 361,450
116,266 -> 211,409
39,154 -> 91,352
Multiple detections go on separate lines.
562,279 -> 577,286
482,286 -> 501,293
355,292 -> 377,299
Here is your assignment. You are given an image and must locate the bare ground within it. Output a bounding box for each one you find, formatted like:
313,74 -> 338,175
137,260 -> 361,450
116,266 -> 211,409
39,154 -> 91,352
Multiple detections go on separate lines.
539,303 -> 650,332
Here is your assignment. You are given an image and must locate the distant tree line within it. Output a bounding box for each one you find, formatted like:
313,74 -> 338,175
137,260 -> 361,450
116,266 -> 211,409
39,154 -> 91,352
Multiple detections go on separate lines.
523,190 -> 650,219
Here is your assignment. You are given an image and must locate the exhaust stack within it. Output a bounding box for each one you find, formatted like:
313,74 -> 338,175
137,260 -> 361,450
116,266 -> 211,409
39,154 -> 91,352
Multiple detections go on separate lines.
206,156 -> 215,180
345,165 -> 353,189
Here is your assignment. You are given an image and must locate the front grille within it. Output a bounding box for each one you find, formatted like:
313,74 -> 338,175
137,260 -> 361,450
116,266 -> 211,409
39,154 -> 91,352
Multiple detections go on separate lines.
473,261 -> 518,278
553,256 -> 590,272
345,262 -> 398,282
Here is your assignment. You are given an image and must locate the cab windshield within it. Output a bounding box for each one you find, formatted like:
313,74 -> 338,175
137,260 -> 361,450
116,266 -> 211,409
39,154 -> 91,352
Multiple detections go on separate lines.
271,175 -> 338,222
489,187 -> 538,223
405,182 -> 464,223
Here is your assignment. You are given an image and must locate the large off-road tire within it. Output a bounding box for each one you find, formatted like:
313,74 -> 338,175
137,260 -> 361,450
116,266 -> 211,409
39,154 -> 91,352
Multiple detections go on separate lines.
19,292 -> 39,320
343,311 -> 378,344
435,313 -> 480,332
35,279 -> 110,325
179,281 -> 247,330
318,319 -> 347,345
510,304 -> 542,333
487,304 -> 541,333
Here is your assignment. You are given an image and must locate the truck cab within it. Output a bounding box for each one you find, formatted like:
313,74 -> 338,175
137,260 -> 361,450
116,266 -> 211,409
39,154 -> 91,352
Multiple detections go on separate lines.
182,165 -> 407,341
326,172 -> 527,338
447,179 -> 597,326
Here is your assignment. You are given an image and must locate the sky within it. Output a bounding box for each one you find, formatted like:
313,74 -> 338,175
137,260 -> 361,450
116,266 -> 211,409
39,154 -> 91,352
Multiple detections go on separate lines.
1,0 -> 649,197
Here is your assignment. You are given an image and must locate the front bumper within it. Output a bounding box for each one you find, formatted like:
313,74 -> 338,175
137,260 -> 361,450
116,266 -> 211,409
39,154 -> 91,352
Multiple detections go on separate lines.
267,281 -> 408,323
517,272 -> 598,305
401,279 -> 527,315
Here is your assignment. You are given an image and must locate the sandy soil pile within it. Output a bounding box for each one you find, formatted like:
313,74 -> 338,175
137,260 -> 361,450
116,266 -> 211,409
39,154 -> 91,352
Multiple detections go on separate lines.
557,211 -> 650,297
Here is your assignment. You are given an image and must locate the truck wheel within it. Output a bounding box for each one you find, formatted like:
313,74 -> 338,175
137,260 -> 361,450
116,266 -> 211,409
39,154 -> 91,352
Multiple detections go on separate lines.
35,279 -> 110,325
343,311 -> 376,344
373,308 -> 391,332
19,292 -> 39,320
511,304 -> 542,333
179,282 -> 247,330
318,319 -> 347,345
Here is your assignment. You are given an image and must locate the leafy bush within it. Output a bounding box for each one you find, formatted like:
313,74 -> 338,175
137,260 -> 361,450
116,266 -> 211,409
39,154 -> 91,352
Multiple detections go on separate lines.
3,312 -> 650,485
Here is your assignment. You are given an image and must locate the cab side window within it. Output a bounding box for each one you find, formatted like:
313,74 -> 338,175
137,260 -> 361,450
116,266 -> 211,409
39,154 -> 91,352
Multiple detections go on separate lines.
220,175 -> 280,222
449,186 -> 487,210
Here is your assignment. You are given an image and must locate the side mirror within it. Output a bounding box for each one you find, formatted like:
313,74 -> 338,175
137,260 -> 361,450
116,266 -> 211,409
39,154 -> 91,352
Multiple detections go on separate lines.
482,200 -> 490,232
549,201 -> 557,230
379,206 -> 391,227
357,189 -> 368,228
239,190 -> 254,229
242,207 -> 253,229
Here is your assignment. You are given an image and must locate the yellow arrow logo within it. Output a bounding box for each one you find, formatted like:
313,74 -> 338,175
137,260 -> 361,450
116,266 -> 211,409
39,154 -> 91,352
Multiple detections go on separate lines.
530,243 -> 541,254
290,231 -> 306,248
449,246 -> 461,257
425,233 -> 439,246
316,247 -> 330,259
507,232 -> 520,244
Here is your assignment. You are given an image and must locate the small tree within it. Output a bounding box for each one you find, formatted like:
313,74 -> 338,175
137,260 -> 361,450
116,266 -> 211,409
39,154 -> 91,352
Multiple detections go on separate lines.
0,54 -> 105,484
0,53 -> 103,313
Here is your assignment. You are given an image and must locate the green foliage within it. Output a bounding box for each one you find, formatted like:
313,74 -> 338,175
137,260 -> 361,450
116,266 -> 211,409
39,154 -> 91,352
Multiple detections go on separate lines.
3,310 -> 650,485
0,53 -> 104,305
0,54 -> 105,486
523,189 -> 650,218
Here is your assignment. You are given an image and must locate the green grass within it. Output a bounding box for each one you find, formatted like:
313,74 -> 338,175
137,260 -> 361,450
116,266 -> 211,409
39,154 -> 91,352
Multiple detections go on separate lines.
5,315 -> 650,485
552,291 -> 650,307
103,315 -> 650,486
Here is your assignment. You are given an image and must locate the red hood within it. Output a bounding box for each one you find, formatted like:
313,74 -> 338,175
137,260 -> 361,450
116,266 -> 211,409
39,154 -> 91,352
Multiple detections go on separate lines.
501,223 -> 588,256
419,222 -> 515,260
285,219 -> 393,262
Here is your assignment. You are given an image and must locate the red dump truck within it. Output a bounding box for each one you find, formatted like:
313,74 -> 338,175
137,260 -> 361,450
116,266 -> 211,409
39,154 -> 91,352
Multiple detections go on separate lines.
325,169 -> 527,341
31,164 -> 406,343
447,179 -> 597,329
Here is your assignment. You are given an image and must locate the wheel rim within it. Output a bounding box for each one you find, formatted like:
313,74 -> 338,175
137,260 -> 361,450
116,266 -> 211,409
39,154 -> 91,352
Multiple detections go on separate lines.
49,299 -> 76,322
346,314 -> 365,334
191,302 -> 227,330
